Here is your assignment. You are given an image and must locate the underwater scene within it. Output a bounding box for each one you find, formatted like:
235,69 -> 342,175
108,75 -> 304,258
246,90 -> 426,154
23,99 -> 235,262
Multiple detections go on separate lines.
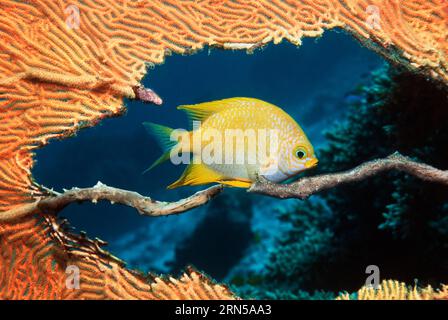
0,0 -> 448,304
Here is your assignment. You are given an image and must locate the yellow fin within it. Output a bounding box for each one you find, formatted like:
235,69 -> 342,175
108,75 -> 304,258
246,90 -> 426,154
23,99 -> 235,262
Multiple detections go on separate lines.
167,163 -> 226,189
177,97 -> 256,122
219,179 -> 252,188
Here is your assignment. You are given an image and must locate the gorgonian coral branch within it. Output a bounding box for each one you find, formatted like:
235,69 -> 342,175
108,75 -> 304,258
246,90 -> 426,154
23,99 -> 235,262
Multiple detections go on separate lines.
249,152 -> 448,199
0,182 -> 222,221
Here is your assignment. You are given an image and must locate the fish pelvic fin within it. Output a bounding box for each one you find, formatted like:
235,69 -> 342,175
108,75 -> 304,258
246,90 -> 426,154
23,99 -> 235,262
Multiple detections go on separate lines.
177,97 -> 255,122
219,179 -> 252,188
167,162 -> 226,189
142,122 -> 179,173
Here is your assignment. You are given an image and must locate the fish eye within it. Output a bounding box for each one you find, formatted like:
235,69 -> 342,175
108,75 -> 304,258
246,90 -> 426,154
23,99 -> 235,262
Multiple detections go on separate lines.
294,147 -> 307,159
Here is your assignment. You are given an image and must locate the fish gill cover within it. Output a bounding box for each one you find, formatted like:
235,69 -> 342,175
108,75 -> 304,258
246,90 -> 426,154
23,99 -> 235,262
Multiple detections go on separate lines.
0,0 -> 447,299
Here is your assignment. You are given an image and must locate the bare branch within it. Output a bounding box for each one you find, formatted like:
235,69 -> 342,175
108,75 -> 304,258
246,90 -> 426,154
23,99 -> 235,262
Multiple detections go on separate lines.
0,182 -> 223,221
2,152 -> 445,221
249,152 -> 448,199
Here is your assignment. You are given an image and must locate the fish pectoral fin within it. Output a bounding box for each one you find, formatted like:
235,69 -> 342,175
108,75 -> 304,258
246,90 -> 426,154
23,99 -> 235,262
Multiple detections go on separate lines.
218,179 -> 252,188
167,163 -> 226,189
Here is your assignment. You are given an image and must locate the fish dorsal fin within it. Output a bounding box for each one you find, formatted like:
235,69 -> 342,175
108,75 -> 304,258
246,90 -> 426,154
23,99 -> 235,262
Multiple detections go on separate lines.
167,162 -> 226,189
177,97 -> 256,122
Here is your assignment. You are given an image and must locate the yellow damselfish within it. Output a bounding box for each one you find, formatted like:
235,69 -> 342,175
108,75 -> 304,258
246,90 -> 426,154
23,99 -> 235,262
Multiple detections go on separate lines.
144,97 -> 318,189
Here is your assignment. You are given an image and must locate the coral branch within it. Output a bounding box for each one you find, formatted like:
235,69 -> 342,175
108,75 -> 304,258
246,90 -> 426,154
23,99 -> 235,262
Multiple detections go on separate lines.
5,152 -> 445,221
0,182 -> 222,222
249,152 -> 448,199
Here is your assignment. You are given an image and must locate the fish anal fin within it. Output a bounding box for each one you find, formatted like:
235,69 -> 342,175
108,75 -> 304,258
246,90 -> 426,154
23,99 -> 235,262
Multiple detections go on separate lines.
167,163 -> 226,189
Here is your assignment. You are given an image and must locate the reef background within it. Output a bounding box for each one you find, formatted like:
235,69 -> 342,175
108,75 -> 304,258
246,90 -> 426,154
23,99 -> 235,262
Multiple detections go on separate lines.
33,30 -> 448,299
34,31 -> 396,297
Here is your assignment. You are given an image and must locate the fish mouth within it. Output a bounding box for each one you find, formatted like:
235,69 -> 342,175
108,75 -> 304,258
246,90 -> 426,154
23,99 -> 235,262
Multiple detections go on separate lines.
305,158 -> 319,168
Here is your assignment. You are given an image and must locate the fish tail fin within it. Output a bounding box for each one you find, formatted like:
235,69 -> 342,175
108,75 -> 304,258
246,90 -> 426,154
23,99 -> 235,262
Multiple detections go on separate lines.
142,122 -> 177,173
142,152 -> 171,174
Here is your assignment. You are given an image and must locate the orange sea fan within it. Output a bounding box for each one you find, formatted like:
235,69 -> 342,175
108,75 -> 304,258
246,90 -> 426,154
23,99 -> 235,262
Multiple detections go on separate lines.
0,215 -> 237,299
0,0 -> 447,300
0,0 -> 447,213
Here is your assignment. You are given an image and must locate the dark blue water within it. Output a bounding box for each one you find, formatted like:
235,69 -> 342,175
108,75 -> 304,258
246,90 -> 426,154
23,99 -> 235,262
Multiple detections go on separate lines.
33,30 -> 383,278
